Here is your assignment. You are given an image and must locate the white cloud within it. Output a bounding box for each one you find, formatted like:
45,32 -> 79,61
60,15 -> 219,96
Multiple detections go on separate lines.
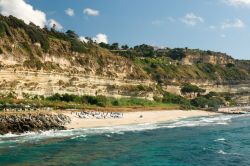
83,8 -> 99,16
221,19 -> 245,29
223,0 -> 250,7
0,0 -> 47,27
92,33 -> 108,44
48,19 -> 63,31
181,13 -> 204,26
79,36 -> 89,43
65,8 -> 74,17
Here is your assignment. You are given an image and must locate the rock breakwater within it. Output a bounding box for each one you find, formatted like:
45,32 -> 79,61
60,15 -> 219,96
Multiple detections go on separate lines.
0,113 -> 71,134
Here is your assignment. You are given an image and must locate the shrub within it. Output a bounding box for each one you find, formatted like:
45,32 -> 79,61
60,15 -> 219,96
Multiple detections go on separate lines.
0,20 -> 12,37
25,27 -> 49,52
47,93 -> 61,101
19,42 -> 32,54
168,48 -> 186,60
191,96 -> 224,108
162,92 -> 190,106
70,38 -> 87,53
47,93 -> 82,103
23,57 -> 43,70
181,83 -> 206,95
0,21 -> 5,37
95,96 -> 110,107
81,95 -> 110,107
205,91 -> 218,98
226,63 -> 235,68
61,94 -> 81,103
153,96 -> 162,102
191,97 -> 208,108
133,44 -> 155,57
207,97 -> 224,108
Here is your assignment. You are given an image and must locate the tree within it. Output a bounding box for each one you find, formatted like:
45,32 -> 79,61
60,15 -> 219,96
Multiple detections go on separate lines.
133,44 -> 155,57
110,43 -> 119,50
181,83 -> 206,97
99,42 -> 110,49
168,48 -> 185,60
121,44 -> 129,50
66,30 -> 78,39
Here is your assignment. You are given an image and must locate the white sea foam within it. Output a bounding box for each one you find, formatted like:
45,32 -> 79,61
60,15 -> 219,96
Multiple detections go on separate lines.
215,138 -> 226,142
71,135 -> 87,140
218,150 -> 227,155
0,114 -> 247,144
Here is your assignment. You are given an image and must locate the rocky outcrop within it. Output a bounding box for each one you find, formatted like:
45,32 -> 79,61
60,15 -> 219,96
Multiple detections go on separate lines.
0,69 -> 156,100
181,54 -> 234,65
0,113 -> 71,134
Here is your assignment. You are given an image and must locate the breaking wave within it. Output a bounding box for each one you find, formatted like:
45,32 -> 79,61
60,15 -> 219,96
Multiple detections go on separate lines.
0,114 -> 247,144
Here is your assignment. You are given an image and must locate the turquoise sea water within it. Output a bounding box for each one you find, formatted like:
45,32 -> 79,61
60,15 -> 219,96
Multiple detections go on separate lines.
1,114 -> 250,166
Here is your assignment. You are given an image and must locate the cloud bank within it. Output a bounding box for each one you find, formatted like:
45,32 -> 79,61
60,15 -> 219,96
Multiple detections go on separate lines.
0,0 -> 47,27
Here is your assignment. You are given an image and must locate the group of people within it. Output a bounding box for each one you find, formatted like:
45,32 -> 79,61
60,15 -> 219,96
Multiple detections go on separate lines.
72,111 -> 123,119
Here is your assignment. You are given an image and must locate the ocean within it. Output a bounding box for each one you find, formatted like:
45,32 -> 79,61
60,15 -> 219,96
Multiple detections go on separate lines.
1,114 -> 250,166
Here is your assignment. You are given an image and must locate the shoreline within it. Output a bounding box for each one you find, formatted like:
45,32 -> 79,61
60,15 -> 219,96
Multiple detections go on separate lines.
64,110 -> 220,130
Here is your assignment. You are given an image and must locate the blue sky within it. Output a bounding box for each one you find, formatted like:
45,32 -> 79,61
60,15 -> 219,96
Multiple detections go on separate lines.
2,0 -> 250,59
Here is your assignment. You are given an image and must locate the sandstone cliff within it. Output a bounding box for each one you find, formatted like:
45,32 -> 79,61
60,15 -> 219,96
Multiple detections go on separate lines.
0,15 -> 249,101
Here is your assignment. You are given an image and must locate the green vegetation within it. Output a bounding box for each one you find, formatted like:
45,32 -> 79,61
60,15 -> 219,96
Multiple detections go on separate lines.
181,83 -> 206,95
0,14 -> 248,83
19,42 -> 32,54
134,57 -> 176,83
0,15 -> 90,54
134,56 -> 249,83
196,63 -> 249,81
162,92 -> 192,109
65,30 -> 87,53
168,48 -> 186,60
191,96 -> 224,108
0,14 -> 247,110
1,15 -> 49,52
0,20 -> 12,37
0,90 -> 237,111
46,93 -> 175,108
26,24 -> 49,52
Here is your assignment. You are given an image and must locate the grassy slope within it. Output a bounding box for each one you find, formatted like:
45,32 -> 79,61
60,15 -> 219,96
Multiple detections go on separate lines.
134,57 -> 250,84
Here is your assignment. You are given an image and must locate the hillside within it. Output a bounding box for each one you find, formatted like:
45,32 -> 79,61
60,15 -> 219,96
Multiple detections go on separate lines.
0,14 -> 249,105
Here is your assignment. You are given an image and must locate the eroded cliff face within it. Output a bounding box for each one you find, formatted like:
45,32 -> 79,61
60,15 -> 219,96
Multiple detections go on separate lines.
181,54 -> 234,66
0,69 -> 157,100
0,20 -> 158,100
0,31 -> 248,101
0,15 -> 249,101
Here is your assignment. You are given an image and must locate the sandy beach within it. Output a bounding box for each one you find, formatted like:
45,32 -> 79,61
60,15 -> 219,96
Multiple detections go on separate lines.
64,110 -> 220,129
